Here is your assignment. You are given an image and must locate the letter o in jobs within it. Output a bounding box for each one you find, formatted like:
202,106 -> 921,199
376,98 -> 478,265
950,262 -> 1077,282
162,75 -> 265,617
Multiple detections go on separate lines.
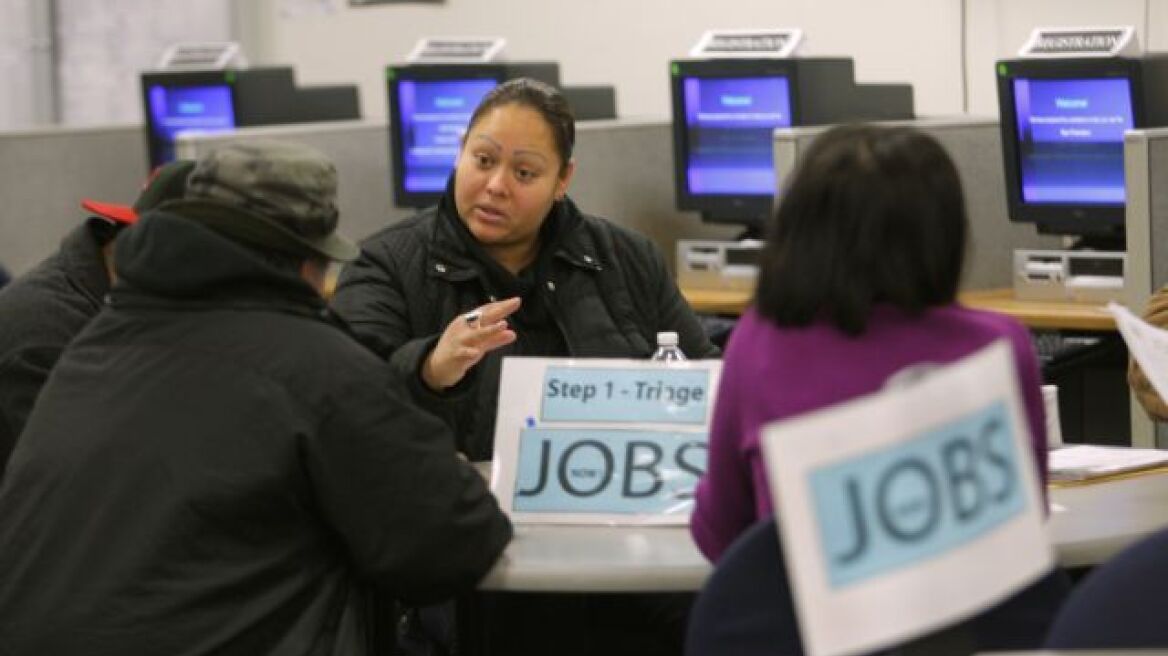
557,440 -> 614,497
875,458 -> 942,543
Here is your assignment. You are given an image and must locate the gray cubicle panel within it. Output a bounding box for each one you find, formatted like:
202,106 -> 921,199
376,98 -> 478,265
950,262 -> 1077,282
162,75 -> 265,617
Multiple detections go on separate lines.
0,124 -> 148,276
569,117 -> 740,268
1123,128 -> 1168,448
773,118 -> 1063,290
178,117 -> 739,273
175,120 -> 410,245
1125,128 -> 1168,308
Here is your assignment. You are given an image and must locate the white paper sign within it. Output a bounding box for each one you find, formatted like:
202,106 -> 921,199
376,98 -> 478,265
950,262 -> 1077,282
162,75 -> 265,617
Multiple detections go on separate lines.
762,341 -> 1051,656
491,356 -> 721,525
1109,301 -> 1168,404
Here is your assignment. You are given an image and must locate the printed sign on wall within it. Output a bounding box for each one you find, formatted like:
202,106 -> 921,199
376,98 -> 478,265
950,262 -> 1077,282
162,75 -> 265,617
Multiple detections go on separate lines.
762,341 -> 1051,656
492,357 -> 721,525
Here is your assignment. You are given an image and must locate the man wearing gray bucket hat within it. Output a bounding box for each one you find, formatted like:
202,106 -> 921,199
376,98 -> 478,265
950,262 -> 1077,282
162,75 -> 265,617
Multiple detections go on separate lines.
0,141 -> 511,655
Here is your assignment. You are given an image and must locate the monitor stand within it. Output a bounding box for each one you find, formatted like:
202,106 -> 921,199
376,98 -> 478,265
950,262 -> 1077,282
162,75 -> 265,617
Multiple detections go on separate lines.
735,227 -> 762,241
698,211 -> 766,241
1068,236 -> 1124,252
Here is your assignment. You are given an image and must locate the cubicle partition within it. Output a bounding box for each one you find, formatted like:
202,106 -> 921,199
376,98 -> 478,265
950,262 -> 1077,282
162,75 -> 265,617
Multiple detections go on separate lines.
773,118 -> 1063,291
177,117 -> 739,268
0,124 -> 148,275
569,118 -> 741,262
1123,128 -> 1168,447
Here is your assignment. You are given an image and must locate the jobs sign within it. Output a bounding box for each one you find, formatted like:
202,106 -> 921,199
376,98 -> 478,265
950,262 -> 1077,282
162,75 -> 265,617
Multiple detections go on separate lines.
762,341 -> 1052,656
492,358 -> 720,525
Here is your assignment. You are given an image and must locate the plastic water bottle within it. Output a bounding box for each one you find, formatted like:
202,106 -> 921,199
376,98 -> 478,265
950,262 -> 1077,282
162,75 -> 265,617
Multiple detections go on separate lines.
651,331 -> 687,361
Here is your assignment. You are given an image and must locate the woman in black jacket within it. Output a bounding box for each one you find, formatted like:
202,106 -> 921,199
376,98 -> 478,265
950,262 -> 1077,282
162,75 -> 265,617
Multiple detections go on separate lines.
332,78 -> 716,461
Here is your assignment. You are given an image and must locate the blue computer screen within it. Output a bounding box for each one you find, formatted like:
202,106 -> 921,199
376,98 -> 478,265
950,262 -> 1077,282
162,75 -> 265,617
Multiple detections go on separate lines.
1012,77 -> 1134,205
147,84 -> 236,164
397,78 -> 500,194
682,76 -> 792,196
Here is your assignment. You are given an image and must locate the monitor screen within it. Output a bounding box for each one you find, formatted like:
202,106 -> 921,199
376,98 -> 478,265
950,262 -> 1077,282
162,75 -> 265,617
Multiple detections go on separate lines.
145,84 -> 236,166
1011,77 -> 1133,206
395,78 -> 499,195
681,75 -> 792,197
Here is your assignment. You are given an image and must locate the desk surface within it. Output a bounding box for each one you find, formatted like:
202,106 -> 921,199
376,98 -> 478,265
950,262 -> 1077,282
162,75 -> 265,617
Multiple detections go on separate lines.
480,471 -> 1168,592
1047,468 -> 1168,568
681,287 -> 1116,332
478,524 -> 705,592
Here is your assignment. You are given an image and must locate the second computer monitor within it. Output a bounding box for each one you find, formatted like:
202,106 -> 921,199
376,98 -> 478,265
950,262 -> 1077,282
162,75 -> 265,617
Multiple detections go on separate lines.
142,70 -> 239,169
997,58 -> 1152,244
670,59 -> 797,231
387,62 -> 560,208
670,58 -> 915,234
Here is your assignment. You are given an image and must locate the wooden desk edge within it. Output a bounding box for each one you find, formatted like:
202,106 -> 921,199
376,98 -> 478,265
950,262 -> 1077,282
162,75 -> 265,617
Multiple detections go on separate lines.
680,286 -> 1116,332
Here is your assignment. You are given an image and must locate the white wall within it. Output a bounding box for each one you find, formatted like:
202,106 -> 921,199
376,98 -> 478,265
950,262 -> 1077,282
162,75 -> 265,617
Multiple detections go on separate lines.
56,0 -> 233,126
0,0 -> 53,128
236,0 -> 1168,124
236,0 -> 964,120
965,0 -> 1168,116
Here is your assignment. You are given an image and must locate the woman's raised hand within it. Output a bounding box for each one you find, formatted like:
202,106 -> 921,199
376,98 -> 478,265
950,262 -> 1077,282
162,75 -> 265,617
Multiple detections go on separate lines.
421,296 -> 521,391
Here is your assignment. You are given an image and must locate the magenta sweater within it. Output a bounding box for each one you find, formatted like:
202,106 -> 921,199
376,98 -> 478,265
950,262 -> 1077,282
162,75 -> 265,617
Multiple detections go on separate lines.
690,304 -> 1048,562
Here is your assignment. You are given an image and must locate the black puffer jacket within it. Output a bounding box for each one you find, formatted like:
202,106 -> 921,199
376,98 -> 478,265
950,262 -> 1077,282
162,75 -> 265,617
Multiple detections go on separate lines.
332,193 -> 718,460
0,222 -> 110,472
0,210 -> 511,656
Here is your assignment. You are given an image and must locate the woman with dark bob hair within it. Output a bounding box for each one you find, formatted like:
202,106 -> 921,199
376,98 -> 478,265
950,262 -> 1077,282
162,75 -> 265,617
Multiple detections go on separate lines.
690,124 -> 1048,562
332,77 -> 716,462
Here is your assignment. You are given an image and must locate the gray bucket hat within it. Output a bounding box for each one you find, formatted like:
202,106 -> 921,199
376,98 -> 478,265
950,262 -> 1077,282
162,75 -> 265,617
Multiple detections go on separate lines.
174,140 -> 359,262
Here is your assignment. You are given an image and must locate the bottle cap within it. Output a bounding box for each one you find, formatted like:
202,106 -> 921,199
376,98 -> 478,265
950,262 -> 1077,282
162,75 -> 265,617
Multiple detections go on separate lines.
656,331 -> 679,347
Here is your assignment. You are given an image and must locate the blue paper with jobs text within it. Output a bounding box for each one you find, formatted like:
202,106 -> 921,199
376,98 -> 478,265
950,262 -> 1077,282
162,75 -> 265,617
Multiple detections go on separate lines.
511,427 -> 708,514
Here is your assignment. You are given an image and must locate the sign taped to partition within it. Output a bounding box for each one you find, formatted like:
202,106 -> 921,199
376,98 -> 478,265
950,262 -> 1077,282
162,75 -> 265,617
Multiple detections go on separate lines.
491,357 -> 721,525
762,341 -> 1052,656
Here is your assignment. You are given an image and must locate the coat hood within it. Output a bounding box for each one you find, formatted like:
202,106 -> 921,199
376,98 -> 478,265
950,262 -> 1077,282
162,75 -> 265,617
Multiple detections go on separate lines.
112,209 -> 322,306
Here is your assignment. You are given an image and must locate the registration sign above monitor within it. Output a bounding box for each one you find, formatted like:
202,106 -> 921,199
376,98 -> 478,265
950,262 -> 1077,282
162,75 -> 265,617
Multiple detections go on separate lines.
690,28 -> 803,58
407,36 -> 506,63
1019,26 -> 1139,58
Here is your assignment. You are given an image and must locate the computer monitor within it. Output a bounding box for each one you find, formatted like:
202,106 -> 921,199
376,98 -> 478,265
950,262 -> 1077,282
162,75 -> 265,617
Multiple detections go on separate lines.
141,68 -> 360,170
387,63 -> 560,208
670,60 -> 796,232
996,58 -> 1152,246
670,58 -> 914,235
142,71 -> 238,168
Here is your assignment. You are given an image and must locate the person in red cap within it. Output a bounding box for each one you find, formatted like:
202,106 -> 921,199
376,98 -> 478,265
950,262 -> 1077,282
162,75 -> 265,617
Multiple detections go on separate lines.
0,160 -> 194,472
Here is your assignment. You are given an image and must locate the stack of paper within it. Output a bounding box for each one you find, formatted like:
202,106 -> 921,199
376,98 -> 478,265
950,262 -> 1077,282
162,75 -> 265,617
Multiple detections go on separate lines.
1049,444 -> 1168,483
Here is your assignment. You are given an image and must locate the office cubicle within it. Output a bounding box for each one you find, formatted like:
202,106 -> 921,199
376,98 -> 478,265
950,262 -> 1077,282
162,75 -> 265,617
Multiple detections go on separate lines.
0,125 -> 148,276
1123,127 -> 1168,447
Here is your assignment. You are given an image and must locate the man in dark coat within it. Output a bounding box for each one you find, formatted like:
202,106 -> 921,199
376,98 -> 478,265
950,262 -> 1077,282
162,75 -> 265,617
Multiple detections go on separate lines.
0,141 -> 512,655
0,159 -> 193,471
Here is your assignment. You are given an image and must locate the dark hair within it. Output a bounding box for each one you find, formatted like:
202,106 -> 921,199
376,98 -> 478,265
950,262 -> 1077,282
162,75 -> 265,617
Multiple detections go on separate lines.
465,77 -> 575,174
756,124 -> 968,336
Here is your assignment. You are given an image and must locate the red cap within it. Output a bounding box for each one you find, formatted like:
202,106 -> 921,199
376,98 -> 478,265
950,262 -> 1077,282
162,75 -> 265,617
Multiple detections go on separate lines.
80,199 -> 138,224
79,159 -> 196,226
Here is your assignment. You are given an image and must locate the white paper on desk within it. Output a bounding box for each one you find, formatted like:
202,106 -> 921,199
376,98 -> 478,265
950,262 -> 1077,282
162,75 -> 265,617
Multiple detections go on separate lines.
762,341 -> 1052,656
1049,444 -> 1168,482
491,356 -> 722,525
1109,302 -> 1168,406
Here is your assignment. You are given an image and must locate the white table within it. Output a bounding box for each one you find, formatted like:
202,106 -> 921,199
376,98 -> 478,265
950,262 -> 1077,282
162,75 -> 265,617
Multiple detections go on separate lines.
1047,469 -> 1168,568
479,470 -> 1168,592
478,524 -> 709,592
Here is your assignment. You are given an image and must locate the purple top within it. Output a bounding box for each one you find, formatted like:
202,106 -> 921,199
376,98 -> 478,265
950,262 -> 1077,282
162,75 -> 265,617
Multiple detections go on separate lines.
690,304 -> 1048,563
